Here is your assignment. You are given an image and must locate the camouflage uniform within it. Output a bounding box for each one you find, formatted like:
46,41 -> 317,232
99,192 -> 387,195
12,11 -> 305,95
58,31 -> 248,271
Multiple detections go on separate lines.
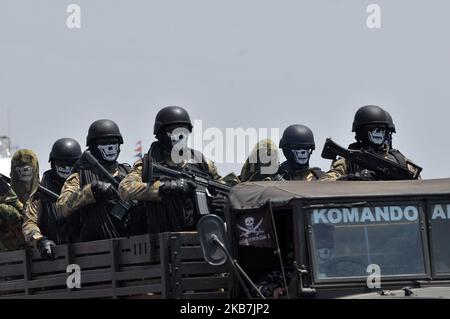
239,139 -> 282,182
321,144 -> 421,181
22,170 -> 69,248
56,172 -> 96,217
56,161 -> 133,242
222,139 -> 281,185
0,186 -> 26,252
119,142 -> 221,233
22,195 -> 43,248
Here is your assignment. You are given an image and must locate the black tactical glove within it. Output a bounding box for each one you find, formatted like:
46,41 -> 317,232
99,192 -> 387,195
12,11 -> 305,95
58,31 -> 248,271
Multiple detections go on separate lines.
159,178 -> 195,197
91,180 -> 115,201
36,237 -> 56,260
0,177 -> 10,196
210,194 -> 227,214
359,169 -> 375,181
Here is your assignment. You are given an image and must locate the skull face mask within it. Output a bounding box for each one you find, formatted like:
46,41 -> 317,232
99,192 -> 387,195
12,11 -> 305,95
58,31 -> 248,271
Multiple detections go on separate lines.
167,128 -> 190,148
15,165 -> 34,182
314,223 -> 335,264
97,144 -> 120,162
368,128 -> 386,145
317,248 -> 334,264
291,149 -> 310,165
55,165 -> 73,180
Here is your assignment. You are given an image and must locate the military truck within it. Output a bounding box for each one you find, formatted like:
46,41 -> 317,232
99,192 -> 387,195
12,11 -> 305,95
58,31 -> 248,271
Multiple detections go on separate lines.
1,178 -> 450,298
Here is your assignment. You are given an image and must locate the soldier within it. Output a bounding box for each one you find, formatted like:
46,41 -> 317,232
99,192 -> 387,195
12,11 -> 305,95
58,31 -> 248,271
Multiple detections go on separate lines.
254,126 -> 324,298
56,119 -> 138,242
119,106 -> 225,233
10,149 -> 40,205
0,177 -> 26,252
22,138 -> 82,259
320,105 -> 421,181
223,139 -> 282,185
277,124 -> 324,180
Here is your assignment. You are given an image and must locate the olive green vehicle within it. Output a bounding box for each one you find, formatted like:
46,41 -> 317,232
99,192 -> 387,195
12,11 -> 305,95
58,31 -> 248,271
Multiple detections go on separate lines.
222,178 -> 450,299
1,179 -> 450,299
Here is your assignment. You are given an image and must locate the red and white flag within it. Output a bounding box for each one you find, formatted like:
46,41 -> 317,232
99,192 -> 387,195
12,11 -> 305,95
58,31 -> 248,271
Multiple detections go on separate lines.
134,140 -> 143,158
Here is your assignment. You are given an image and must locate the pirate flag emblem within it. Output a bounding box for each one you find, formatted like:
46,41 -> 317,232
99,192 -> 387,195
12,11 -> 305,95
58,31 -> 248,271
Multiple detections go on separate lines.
235,208 -> 276,248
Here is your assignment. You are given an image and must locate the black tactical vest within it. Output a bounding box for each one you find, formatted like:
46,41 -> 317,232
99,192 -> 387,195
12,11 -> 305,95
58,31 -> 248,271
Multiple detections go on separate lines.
76,161 -> 132,241
140,142 -> 211,234
37,170 -> 67,244
278,161 -> 324,181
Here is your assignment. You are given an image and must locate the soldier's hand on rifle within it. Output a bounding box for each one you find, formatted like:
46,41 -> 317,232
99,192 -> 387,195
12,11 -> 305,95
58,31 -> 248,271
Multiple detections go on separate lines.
210,194 -> 227,214
159,178 -> 195,197
359,169 -> 375,181
37,237 -> 56,260
91,180 -> 115,201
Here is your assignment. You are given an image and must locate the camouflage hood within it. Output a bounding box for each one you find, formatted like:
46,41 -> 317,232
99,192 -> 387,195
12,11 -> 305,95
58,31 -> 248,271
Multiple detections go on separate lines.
240,139 -> 280,182
10,149 -> 40,204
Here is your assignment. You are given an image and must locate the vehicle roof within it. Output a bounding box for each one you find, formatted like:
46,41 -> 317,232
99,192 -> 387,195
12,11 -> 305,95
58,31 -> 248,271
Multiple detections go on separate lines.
229,178 -> 450,210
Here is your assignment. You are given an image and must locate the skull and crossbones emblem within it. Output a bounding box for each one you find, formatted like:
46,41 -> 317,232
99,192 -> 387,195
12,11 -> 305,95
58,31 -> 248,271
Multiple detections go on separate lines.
238,216 -> 264,237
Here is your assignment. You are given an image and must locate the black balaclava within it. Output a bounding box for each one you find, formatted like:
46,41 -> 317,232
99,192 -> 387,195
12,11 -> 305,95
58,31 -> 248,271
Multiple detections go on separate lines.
156,124 -> 191,157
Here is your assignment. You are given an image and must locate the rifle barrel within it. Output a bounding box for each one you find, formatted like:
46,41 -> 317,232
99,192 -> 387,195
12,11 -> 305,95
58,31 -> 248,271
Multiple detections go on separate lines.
1,173 -> 60,201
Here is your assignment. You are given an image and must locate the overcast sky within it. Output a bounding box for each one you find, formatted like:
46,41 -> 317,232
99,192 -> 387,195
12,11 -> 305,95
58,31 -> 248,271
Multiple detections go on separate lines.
1,0 -> 449,178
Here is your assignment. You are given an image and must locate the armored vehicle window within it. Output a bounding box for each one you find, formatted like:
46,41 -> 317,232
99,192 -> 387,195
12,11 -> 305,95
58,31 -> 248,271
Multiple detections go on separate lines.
429,203 -> 450,274
308,205 -> 426,280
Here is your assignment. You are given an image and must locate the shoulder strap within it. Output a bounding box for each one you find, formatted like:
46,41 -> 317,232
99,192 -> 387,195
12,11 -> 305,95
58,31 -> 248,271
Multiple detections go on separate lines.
190,149 -> 210,174
388,149 -> 408,168
118,163 -> 131,175
142,153 -> 151,183
278,161 -> 292,179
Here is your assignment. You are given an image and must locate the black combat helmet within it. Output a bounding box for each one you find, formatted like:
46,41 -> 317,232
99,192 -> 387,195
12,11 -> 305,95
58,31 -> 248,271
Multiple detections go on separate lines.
49,138 -> 82,162
279,124 -> 315,150
352,105 -> 390,132
385,110 -> 396,133
86,119 -> 124,146
153,106 -> 193,135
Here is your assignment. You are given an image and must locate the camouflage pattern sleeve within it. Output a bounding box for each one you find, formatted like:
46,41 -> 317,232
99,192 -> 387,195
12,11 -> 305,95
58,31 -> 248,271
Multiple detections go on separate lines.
1,187 -> 24,212
221,172 -> 241,186
22,195 -> 44,248
406,158 -> 422,180
320,158 -> 348,181
56,172 -> 96,217
206,159 -> 222,181
0,202 -> 23,226
0,190 -> 26,252
0,188 -> 24,222
118,160 -> 161,202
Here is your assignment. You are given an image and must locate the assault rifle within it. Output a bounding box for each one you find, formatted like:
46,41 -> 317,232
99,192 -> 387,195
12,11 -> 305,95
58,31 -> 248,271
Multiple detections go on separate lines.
82,151 -> 137,220
0,173 -> 60,201
321,138 -> 422,180
147,159 -> 232,216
